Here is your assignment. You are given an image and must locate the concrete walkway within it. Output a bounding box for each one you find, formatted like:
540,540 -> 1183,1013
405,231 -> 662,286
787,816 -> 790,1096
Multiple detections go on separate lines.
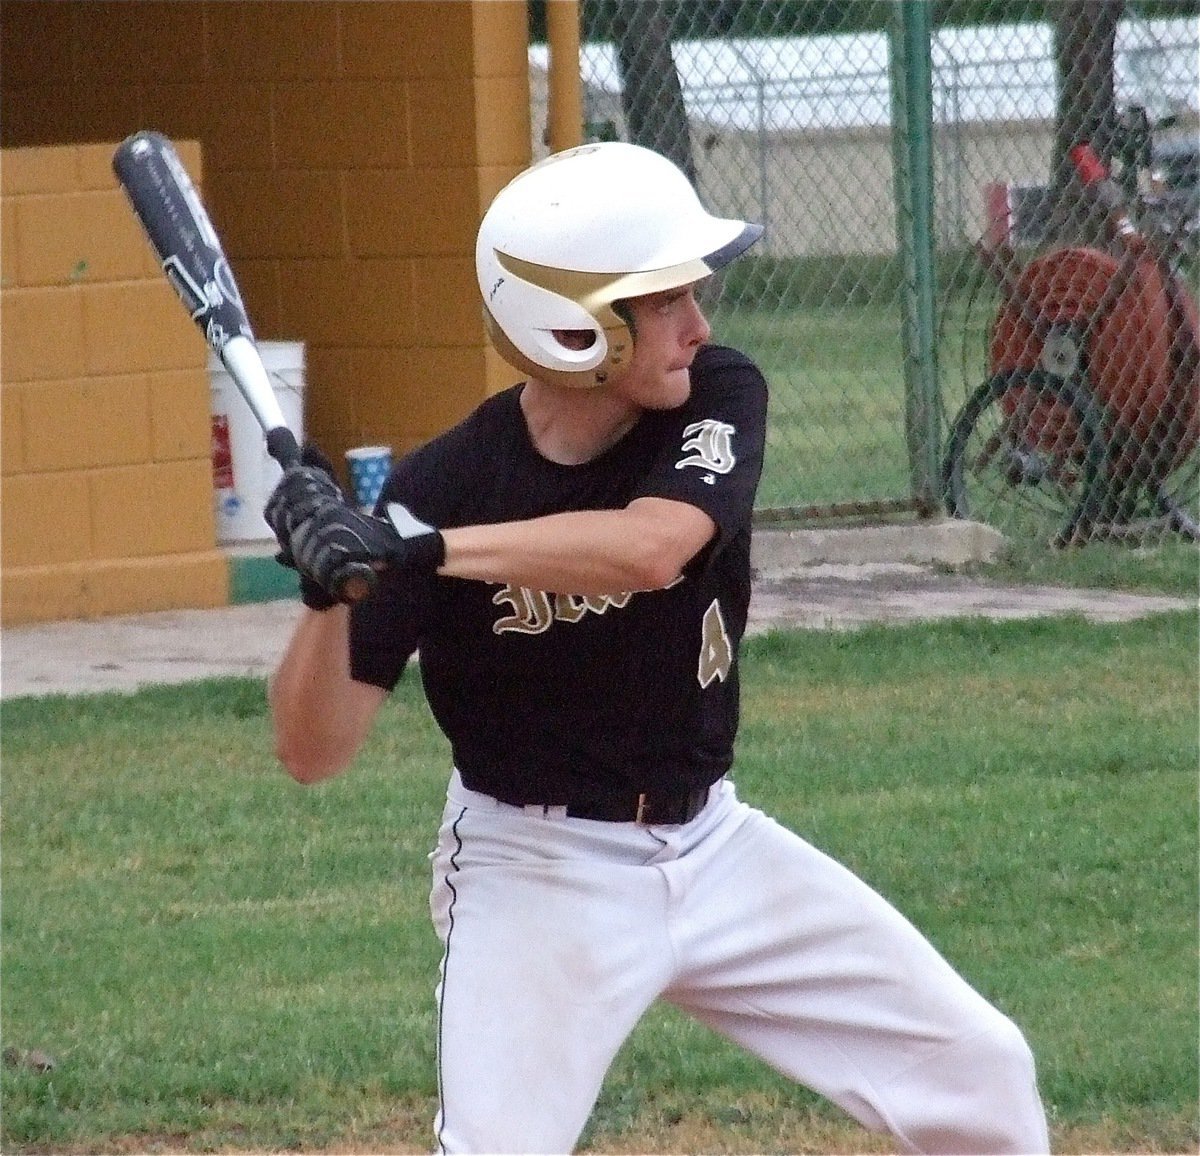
2,523 -> 1193,700
748,562 -> 1192,632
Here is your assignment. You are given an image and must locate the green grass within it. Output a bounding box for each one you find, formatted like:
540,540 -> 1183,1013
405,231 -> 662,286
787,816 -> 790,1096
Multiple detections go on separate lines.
713,302 -> 910,510
710,252 -> 980,514
3,612 -> 1197,1152
967,532 -> 1199,597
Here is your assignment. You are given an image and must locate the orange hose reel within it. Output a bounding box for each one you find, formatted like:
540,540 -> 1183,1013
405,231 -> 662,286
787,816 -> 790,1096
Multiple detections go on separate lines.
988,246 -> 1199,479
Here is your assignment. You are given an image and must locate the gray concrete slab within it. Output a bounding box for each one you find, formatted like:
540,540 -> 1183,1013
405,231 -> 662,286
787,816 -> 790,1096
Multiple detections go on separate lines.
747,563 -> 1193,634
2,601 -> 304,700
750,518 -> 1007,574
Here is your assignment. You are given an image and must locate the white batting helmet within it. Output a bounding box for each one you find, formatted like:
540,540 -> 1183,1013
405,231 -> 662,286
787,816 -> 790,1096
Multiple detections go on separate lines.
476,142 -> 763,389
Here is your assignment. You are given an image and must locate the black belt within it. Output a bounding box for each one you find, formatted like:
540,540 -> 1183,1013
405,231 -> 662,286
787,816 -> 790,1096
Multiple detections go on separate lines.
521,784 -> 713,826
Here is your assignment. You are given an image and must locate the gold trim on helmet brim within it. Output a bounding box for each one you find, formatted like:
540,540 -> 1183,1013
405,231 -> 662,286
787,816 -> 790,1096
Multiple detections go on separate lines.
495,217 -> 763,315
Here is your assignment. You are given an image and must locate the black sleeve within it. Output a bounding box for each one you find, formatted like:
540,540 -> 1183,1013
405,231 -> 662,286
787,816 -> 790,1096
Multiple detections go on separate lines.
347,567 -> 431,691
345,425 -> 463,690
633,344 -> 767,550
345,388 -> 524,690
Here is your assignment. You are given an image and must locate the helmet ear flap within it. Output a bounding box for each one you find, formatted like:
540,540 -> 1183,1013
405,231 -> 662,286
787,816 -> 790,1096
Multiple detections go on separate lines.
484,268 -> 610,377
483,301 -> 634,390
593,310 -> 634,386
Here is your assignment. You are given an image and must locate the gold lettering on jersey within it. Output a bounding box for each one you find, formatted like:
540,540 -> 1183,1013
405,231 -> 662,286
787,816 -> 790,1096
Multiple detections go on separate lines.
698,598 -> 733,687
492,585 -> 634,635
491,585 -> 554,634
675,419 -> 736,474
552,590 -> 634,623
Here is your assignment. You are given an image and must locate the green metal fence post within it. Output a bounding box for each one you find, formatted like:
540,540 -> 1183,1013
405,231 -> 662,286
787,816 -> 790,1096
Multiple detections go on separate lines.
889,0 -> 942,514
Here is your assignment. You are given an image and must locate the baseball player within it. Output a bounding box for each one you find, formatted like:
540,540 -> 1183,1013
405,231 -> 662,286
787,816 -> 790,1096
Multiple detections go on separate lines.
265,142 -> 1050,1155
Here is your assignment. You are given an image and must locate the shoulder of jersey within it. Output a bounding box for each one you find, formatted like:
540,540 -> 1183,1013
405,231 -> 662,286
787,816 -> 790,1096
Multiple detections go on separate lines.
692,343 -> 757,375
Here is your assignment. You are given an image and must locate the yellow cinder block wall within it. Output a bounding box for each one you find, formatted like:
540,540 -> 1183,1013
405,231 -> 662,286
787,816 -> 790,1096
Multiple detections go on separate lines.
1,141 -> 228,624
0,1 -> 533,623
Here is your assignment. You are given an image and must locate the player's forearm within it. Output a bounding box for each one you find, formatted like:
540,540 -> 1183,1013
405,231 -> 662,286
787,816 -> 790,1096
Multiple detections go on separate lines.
438,502 -> 711,595
268,606 -> 383,783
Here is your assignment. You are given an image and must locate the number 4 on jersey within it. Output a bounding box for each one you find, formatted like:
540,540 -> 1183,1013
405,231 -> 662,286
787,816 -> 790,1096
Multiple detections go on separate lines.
698,598 -> 733,687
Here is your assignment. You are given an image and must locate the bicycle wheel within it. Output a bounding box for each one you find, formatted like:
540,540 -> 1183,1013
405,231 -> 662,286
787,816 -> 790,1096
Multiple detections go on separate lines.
942,369 -> 1111,546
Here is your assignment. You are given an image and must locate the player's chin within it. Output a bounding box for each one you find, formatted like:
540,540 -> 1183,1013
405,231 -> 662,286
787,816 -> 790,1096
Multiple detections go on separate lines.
643,367 -> 693,410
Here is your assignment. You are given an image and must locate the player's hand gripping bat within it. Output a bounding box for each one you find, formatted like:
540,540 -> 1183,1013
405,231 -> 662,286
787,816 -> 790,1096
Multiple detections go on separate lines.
112,130 -> 376,603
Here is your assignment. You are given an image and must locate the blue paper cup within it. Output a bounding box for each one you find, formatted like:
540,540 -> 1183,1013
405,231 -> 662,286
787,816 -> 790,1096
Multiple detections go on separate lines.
345,445 -> 393,511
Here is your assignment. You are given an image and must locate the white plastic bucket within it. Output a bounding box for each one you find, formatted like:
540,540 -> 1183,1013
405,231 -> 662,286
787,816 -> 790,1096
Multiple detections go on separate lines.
209,340 -> 305,544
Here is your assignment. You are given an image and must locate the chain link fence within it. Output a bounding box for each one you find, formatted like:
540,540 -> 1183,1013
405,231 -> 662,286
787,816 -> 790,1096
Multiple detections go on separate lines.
530,1 -> 1199,554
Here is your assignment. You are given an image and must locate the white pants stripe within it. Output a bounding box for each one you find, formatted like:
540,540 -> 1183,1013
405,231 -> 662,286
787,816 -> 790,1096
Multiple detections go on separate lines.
430,772 -> 1049,1155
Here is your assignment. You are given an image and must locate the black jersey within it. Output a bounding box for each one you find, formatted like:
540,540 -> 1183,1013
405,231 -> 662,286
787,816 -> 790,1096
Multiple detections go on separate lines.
348,343 -> 767,802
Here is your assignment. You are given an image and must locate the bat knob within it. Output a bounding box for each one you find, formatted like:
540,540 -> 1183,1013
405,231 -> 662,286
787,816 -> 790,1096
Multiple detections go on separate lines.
266,425 -> 301,470
332,562 -> 378,604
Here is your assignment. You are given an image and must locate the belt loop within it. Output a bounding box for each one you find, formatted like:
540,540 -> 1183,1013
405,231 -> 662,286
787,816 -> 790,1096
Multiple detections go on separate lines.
635,793 -> 649,825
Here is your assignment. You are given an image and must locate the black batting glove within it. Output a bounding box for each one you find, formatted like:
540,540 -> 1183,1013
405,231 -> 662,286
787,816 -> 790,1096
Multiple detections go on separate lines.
264,442 -> 344,555
264,442 -> 348,610
289,500 -> 446,600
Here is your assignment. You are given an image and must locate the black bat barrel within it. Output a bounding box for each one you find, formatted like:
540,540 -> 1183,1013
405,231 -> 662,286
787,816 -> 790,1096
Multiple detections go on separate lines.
112,131 -> 252,354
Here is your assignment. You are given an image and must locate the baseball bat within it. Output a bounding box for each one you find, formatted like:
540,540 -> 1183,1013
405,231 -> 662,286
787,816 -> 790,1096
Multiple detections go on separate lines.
112,130 -> 375,603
